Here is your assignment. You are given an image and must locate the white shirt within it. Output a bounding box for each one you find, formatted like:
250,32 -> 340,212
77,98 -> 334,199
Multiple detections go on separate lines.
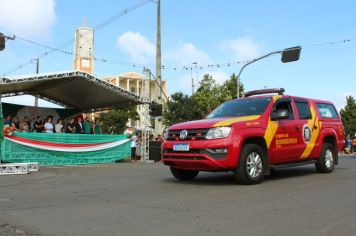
55,123 -> 63,133
44,122 -> 54,133
131,136 -> 137,148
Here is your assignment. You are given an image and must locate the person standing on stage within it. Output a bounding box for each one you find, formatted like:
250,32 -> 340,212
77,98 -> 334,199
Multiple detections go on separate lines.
4,115 -> 12,126
93,119 -> 102,134
44,116 -> 54,133
82,117 -> 91,134
75,117 -> 84,134
55,119 -> 64,133
34,116 -> 44,133
20,118 -> 29,132
11,117 -> 21,132
65,118 -> 76,133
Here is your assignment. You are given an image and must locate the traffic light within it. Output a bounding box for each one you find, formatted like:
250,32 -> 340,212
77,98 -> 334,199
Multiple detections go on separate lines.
0,33 -> 5,51
149,103 -> 163,117
281,46 -> 302,63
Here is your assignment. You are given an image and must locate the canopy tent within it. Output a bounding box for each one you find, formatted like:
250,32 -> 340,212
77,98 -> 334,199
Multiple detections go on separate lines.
2,102 -> 80,121
0,70 -> 143,112
0,70 -> 144,166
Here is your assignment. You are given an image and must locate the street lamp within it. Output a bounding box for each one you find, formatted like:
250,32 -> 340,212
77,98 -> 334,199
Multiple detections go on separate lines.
237,46 -> 302,98
31,58 -> 39,107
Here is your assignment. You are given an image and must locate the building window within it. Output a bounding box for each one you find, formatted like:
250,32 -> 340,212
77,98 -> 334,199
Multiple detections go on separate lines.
130,119 -> 137,127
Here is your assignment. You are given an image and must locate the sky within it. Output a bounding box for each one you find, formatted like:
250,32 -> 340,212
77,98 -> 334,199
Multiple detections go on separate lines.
0,0 -> 355,110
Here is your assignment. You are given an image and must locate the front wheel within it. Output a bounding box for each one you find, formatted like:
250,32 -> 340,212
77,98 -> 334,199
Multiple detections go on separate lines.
234,144 -> 266,185
170,167 -> 199,181
315,143 -> 335,173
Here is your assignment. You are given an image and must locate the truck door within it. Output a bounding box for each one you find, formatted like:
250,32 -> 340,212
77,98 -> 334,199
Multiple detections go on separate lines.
293,99 -> 315,159
269,98 -> 301,162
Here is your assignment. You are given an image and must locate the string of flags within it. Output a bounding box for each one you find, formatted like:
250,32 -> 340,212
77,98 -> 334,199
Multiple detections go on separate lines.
2,34 -> 355,76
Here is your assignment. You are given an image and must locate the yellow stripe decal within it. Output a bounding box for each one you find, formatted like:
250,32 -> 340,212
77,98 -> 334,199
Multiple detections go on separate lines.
264,120 -> 278,148
263,95 -> 282,148
213,115 -> 260,127
300,104 -> 322,159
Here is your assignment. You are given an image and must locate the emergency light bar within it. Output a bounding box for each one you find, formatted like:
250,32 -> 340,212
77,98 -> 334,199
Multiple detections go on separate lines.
244,88 -> 285,97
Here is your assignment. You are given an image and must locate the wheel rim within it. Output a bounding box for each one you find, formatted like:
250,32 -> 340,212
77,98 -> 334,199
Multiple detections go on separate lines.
325,149 -> 334,169
246,152 -> 263,178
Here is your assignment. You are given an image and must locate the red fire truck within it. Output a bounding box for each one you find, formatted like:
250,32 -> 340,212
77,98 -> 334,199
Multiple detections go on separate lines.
162,88 -> 345,184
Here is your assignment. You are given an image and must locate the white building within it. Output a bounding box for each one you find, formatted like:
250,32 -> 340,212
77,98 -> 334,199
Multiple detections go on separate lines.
103,72 -> 168,134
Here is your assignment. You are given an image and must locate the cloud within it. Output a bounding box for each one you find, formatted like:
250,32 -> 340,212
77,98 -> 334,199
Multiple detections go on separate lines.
332,91 -> 356,111
117,31 -> 155,64
0,0 -> 56,39
204,71 -> 230,84
165,42 -> 212,66
221,37 -> 264,61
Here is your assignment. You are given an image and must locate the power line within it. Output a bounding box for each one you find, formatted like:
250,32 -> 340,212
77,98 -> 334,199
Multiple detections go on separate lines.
93,0 -> 150,31
3,35 -> 356,75
1,0 -> 151,76
303,38 -> 356,48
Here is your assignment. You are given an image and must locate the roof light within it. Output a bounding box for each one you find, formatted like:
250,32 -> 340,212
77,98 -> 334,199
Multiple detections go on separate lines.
244,88 -> 285,97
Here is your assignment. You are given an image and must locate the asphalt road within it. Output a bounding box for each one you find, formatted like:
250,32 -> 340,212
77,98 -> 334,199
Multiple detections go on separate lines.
1,154 -> 356,236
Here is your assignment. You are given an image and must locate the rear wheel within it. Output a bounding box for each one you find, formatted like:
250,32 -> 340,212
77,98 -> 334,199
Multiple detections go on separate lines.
170,167 -> 199,180
315,143 -> 335,173
234,144 -> 266,185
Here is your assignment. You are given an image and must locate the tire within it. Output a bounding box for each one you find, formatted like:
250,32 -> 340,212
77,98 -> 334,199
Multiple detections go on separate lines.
234,143 -> 266,185
170,167 -> 199,181
315,143 -> 335,173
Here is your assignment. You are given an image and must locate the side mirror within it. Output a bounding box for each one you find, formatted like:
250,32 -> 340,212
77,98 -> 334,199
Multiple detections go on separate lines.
271,109 -> 289,121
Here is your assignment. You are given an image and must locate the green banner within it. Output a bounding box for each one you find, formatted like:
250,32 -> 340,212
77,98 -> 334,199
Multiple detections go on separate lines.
1,133 -> 131,166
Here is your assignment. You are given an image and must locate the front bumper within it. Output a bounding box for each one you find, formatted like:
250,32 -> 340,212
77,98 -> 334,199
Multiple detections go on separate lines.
162,139 -> 239,171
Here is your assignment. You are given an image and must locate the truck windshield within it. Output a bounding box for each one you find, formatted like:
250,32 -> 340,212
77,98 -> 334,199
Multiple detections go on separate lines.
207,97 -> 272,118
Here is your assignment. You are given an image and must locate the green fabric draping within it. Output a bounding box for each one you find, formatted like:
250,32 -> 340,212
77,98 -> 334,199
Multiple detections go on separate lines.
1,132 -> 131,166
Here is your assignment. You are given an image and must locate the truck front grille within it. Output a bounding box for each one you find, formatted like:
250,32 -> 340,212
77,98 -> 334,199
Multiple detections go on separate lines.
166,129 -> 209,141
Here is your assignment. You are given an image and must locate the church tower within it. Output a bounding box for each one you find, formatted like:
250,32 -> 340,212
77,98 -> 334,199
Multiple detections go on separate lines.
73,19 -> 94,74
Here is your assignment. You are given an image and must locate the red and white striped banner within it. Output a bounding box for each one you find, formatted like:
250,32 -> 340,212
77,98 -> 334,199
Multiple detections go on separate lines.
5,136 -> 130,153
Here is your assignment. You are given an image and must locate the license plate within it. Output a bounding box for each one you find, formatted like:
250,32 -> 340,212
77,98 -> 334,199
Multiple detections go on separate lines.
173,143 -> 189,151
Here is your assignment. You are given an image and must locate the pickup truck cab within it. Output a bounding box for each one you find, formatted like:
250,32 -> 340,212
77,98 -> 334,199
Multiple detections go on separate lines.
162,88 -> 345,184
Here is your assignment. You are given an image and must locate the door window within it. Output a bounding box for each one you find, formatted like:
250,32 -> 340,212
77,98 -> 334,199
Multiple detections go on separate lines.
295,101 -> 312,120
272,99 -> 294,120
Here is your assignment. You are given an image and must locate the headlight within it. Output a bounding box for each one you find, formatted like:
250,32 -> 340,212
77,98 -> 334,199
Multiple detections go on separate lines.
205,127 -> 231,139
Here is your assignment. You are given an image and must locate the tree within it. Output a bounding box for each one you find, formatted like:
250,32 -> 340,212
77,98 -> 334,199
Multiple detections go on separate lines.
340,95 -> 356,136
192,74 -> 222,115
163,92 -> 204,126
220,73 -> 245,100
99,108 -> 139,134
163,73 -> 245,126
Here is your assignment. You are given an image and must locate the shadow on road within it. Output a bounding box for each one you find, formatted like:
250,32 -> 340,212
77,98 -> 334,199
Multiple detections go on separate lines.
163,166 -> 319,186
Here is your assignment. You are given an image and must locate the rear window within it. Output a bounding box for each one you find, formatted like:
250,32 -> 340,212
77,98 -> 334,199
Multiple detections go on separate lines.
207,97 -> 272,118
316,103 -> 339,118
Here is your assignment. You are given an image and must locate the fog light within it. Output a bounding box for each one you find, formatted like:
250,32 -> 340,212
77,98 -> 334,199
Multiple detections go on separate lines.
207,148 -> 227,153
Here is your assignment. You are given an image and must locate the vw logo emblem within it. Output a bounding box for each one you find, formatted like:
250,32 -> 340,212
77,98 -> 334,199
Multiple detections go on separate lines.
179,130 -> 188,140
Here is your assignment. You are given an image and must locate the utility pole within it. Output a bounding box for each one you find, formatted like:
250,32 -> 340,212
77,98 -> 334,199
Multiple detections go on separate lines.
154,0 -> 163,135
31,58 -> 39,107
190,67 -> 194,95
193,61 -> 198,91
155,0 -> 161,101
